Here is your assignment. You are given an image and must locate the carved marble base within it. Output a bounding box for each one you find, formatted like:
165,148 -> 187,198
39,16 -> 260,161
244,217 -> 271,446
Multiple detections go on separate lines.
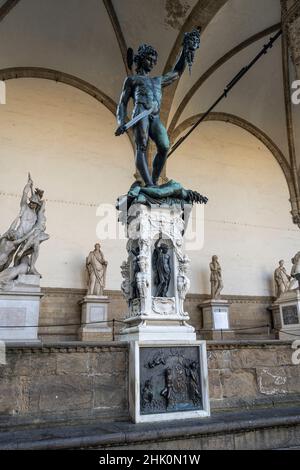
271,290 -> 300,340
0,275 -> 42,342
78,295 -> 111,341
118,203 -> 196,342
129,341 -> 210,423
119,323 -> 196,342
198,299 -> 234,340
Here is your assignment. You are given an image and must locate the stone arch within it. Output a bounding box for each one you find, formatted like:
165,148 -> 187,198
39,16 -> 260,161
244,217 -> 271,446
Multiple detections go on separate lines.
0,66 -> 134,150
171,112 -> 296,202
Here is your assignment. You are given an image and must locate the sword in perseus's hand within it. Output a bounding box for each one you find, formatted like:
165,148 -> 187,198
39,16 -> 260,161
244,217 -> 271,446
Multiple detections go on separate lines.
115,107 -> 154,136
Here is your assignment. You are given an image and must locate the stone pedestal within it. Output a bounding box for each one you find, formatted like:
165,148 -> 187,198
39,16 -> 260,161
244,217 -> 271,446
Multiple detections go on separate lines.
117,201 -> 210,423
271,290 -> 300,340
0,274 -> 42,342
198,299 -> 234,340
78,295 -> 111,341
118,203 -> 196,342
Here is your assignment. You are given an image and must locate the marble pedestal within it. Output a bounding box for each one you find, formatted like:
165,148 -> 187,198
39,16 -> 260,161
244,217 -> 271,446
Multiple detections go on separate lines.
0,274 -> 42,343
118,203 -> 196,343
198,299 -> 234,340
78,295 -> 111,341
117,201 -> 210,423
271,290 -> 300,340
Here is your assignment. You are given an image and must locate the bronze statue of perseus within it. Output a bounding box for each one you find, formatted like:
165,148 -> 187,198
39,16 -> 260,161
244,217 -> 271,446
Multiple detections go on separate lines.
115,28 -> 201,187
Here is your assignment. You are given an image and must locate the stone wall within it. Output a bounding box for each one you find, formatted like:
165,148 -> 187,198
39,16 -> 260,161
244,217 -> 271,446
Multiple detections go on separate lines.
207,341 -> 300,410
0,340 -> 299,429
39,288 -> 275,341
0,342 -> 129,429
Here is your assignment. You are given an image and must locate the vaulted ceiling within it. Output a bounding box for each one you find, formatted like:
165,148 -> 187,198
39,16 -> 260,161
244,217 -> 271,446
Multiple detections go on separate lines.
0,0 -> 299,222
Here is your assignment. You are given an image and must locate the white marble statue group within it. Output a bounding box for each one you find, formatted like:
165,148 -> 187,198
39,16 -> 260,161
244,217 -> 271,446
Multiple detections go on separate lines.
208,253 -> 300,301
0,174 -> 49,289
274,254 -> 300,299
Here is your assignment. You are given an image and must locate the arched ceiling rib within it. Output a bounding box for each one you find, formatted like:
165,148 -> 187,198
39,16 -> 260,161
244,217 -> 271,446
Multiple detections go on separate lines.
174,37 -> 288,159
103,0 -> 130,75
169,0 -> 282,125
168,22 -> 281,135
0,0 -> 20,22
0,66 -> 135,150
0,0 -> 292,202
172,111 -> 295,201
0,0 -> 126,101
160,0 -> 228,125
112,0 -> 198,75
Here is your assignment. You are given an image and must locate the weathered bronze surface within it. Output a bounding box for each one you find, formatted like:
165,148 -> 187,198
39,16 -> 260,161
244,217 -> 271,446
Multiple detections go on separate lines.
152,239 -> 171,298
140,346 -> 203,414
282,305 -> 299,325
115,30 -> 201,187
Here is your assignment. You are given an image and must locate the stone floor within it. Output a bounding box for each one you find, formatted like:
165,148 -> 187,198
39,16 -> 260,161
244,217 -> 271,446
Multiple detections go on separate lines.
0,406 -> 299,450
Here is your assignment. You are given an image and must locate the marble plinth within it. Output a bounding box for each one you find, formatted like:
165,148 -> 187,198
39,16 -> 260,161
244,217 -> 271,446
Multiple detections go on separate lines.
198,299 -> 234,340
0,275 -> 42,342
272,290 -> 300,340
78,295 -> 111,341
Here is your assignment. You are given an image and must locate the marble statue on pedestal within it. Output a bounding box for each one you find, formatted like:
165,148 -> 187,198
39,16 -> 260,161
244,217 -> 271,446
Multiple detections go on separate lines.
86,243 -> 107,296
288,252 -> 300,291
271,252 -> 300,340
0,174 -> 47,342
79,243 -> 110,341
198,256 -> 231,340
210,255 -> 223,299
0,174 -> 49,282
274,260 -> 290,298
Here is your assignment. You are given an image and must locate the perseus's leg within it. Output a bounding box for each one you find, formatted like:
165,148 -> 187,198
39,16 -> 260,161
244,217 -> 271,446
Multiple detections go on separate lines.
134,117 -> 153,186
150,118 -> 170,185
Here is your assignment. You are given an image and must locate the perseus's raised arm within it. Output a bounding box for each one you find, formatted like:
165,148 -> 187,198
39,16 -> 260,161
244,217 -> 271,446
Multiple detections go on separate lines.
116,77 -> 132,127
161,49 -> 187,87
162,28 -> 201,87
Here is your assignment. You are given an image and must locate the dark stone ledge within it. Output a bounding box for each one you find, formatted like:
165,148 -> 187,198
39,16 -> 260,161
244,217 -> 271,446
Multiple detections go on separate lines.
3,339 -> 293,352
0,407 -> 299,450
4,341 -> 129,353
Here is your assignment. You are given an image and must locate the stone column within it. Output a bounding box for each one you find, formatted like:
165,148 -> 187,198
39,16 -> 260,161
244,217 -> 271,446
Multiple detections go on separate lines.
283,0 -> 300,79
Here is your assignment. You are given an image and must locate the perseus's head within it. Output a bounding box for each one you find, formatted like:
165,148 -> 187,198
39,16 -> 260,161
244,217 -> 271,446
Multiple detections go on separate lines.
134,44 -> 158,74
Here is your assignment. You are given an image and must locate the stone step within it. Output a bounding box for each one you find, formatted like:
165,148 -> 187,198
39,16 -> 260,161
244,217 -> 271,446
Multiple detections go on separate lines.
0,406 -> 299,450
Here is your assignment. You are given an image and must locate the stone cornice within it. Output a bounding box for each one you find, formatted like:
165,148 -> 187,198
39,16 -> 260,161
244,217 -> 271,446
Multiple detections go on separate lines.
5,341 -> 128,353
41,287 -> 275,303
4,339 -> 293,353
